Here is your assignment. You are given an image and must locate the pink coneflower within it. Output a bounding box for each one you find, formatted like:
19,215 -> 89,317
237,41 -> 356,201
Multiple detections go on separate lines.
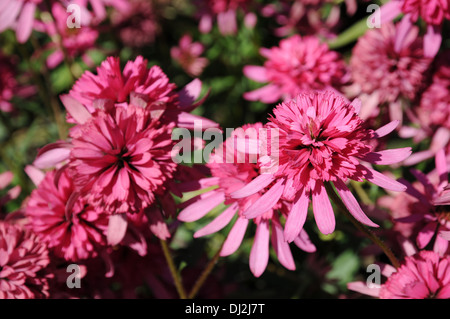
111,0 -> 160,48
348,250 -> 450,299
25,168 -> 109,261
241,91 -> 410,239
383,150 -> 450,255
348,22 -> 431,122
0,0 -> 42,43
399,53 -> 450,166
67,100 -> 177,215
0,221 -> 50,299
243,35 -> 348,104
38,2 -> 99,69
195,0 -> 255,35
67,56 -> 217,130
178,123 -> 316,277
377,0 -> 450,57
171,34 -> 209,77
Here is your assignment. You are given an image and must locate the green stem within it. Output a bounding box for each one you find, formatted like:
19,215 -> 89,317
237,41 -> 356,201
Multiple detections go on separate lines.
350,180 -> 373,205
160,239 -> 187,299
324,182 -> 401,269
188,243 -> 223,299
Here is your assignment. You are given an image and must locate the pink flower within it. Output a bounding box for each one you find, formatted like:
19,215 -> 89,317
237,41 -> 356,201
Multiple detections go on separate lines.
348,22 -> 431,122
376,0 -> 449,57
0,0 -> 41,43
178,123 -> 316,277
247,91 -> 411,238
171,34 -> 209,77
243,35 -> 348,104
25,168 -> 109,261
38,2 -> 99,69
67,56 -> 216,130
349,250 -> 450,299
67,102 -> 177,215
195,0 -> 255,35
384,149 -> 450,255
0,220 -> 50,299
111,0 -> 160,48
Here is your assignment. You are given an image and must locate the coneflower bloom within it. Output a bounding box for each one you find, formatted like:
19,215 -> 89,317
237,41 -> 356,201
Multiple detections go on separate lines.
0,221 -> 50,299
243,35 -> 348,104
25,168 -> 109,261
240,91 -> 410,239
348,22 -> 431,121
376,0 -> 450,57
348,250 -> 450,299
385,149 -> 450,255
178,124 -> 316,277
67,100 -> 177,215
67,56 -> 217,130
171,34 -> 209,77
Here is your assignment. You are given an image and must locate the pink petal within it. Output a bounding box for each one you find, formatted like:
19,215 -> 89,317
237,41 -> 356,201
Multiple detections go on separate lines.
107,214 -> 128,246
371,120 -> 399,139
230,174 -> 275,199
243,65 -> 268,83
424,25 -> 442,58
249,220 -> 270,277
293,229 -> 316,253
379,1 -> 403,24
243,179 -> 285,219
243,84 -> 282,104
403,150 -> 435,166
438,231 -> 450,241
394,15 -> 414,53
0,171 -> 13,189
60,95 -> 92,124
220,217 -> 248,256
312,181 -> 335,235
24,165 -> 44,187
16,2 -> 35,43
194,203 -> 238,238
178,78 -> 202,108
435,149 -> 448,187
217,9 -> 237,35
347,281 -> 380,298
199,14 -> 212,33
363,166 -> 407,192
33,143 -> 71,169
434,233 -> 449,256
176,112 -> 219,130
416,222 -> 438,249
334,179 -> 379,228
147,207 -> 171,240
359,148 -> 412,165
46,50 -> 64,69
271,221 -> 295,271
0,1 -> 22,32
177,191 -> 225,222
284,188 -> 309,243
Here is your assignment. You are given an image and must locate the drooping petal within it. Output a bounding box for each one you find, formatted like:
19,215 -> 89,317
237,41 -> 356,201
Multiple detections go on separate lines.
423,25 -> 442,58
363,166 -> 407,192
194,203 -> 238,238
16,2 -> 36,43
107,214 -> 128,246
249,220 -> 270,277
312,181 -> 335,235
334,179 -> 378,228
271,221 -> 295,271
177,191 -> 225,222
284,188 -> 309,242
358,148 -> 412,165
243,179 -> 285,219
220,217 -> 248,256
293,229 -> 316,253
230,174 -> 275,199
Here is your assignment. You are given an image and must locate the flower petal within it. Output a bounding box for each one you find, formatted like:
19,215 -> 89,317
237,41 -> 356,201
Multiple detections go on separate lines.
284,188 -> 309,243
249,220 -> 270,277
220,217 -> 248,256
243,179 -> 285,219
312,181 -> 335,235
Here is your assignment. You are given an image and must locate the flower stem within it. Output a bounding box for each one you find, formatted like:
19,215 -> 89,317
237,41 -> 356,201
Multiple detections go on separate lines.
159,239 -> 187,299
188,242 -> 223,299
324,182 -> 401,269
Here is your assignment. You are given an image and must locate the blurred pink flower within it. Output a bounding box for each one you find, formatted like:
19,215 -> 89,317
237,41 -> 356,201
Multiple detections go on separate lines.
0,0 -> 41,43
243,35 -> 348,104
178,123 -> 316,277
376,0 -> 450,57
349,250 -> 450,299
37,2 -> 98,69
383,150 -> 450,255
25,168 -> 109,261
249,91 -> 410,237
195,0 -> 255,35
0,220 -> 50,299
171,34 -> 209,77
348,22 -> 431,122
111,0 -> 160,48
